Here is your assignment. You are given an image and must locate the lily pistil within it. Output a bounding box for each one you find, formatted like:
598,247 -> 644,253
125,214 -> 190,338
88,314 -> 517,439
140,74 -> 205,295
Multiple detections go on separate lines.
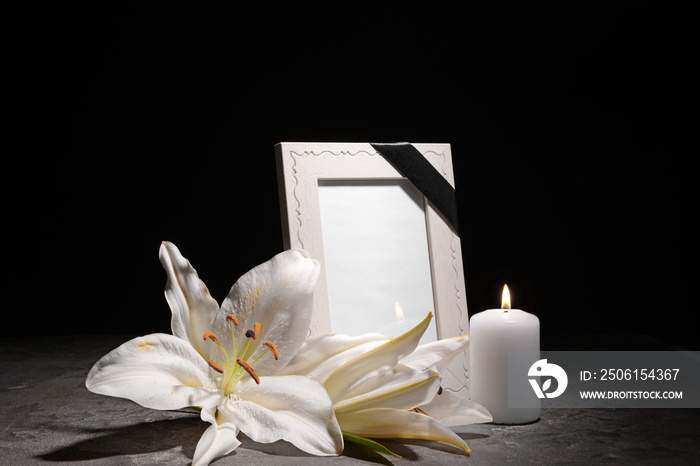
203,314 -> 279,395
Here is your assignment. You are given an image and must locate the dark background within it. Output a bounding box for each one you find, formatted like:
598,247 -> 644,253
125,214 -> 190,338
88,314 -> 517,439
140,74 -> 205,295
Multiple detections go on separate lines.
6,4 -> 694,349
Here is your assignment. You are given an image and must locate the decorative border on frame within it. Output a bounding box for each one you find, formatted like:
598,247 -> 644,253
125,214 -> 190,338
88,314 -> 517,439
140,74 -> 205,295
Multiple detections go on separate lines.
289,148 -> 378,250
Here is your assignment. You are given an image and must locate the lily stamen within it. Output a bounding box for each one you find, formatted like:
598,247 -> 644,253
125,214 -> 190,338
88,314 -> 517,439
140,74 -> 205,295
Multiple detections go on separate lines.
263,341 -> 279,360
204,331 -> 231,370
250,340 -> 281,366
245,322 -> 261,340
411,407 -> 430,416
208,359 -> 224,374
237,359 -> 260,384
203,320 -> 277,390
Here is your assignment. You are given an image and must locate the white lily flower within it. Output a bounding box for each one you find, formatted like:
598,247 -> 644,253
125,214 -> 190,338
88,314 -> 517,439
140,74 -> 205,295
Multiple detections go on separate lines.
281,313 -> 492,455
86,242 -> 343,466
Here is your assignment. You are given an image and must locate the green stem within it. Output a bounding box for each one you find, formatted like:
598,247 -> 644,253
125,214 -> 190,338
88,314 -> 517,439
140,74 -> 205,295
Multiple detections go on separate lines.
342,433 -> 402,458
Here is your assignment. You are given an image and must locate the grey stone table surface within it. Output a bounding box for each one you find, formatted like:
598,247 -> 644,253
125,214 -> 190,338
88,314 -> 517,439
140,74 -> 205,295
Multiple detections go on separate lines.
1,335 -> 698,465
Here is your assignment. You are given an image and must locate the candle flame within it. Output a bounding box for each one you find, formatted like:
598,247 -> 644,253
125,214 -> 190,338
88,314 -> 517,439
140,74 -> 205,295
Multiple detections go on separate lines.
501,285 -> 511,310
395,302 -> 405,322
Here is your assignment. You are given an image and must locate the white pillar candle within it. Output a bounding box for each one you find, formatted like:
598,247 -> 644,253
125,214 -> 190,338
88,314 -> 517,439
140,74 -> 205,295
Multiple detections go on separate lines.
470,285 -> 540,424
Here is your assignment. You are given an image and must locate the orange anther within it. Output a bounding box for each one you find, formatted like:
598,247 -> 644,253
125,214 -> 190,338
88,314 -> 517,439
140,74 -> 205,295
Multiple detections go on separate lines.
226,314 -> 239,326
203,331 -> 218,342
237,359 -> 260,384
208,359 -> 224,373
263,341 -> 279,360
411,407 -> 430,416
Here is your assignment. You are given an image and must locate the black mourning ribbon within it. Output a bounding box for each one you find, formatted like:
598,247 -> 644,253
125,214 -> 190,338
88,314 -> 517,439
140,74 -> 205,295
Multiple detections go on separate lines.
370,142 -> 459,236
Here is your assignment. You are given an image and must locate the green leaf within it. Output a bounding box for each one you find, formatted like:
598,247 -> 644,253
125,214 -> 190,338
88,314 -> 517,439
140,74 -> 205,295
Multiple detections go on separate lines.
343,433 -> 402,458
342,440 -> 394,465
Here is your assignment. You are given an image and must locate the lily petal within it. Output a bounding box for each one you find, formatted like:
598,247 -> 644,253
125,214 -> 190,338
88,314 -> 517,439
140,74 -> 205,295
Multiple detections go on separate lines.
280,333 -> 389,382
419,390 -> 493,426
400,335 -> 470,373
334,368 -> 440,414
337,408 -> 471,455
86,334 -> 220,411
323,313 -> 432,402
219,249 -> 320,375
192,406 -> 241,466
219,375 -> 343,456
160,241 -> 219,359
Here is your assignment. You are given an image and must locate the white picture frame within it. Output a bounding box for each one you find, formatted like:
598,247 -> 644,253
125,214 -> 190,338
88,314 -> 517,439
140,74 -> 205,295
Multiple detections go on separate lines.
275,142 -> 470,395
